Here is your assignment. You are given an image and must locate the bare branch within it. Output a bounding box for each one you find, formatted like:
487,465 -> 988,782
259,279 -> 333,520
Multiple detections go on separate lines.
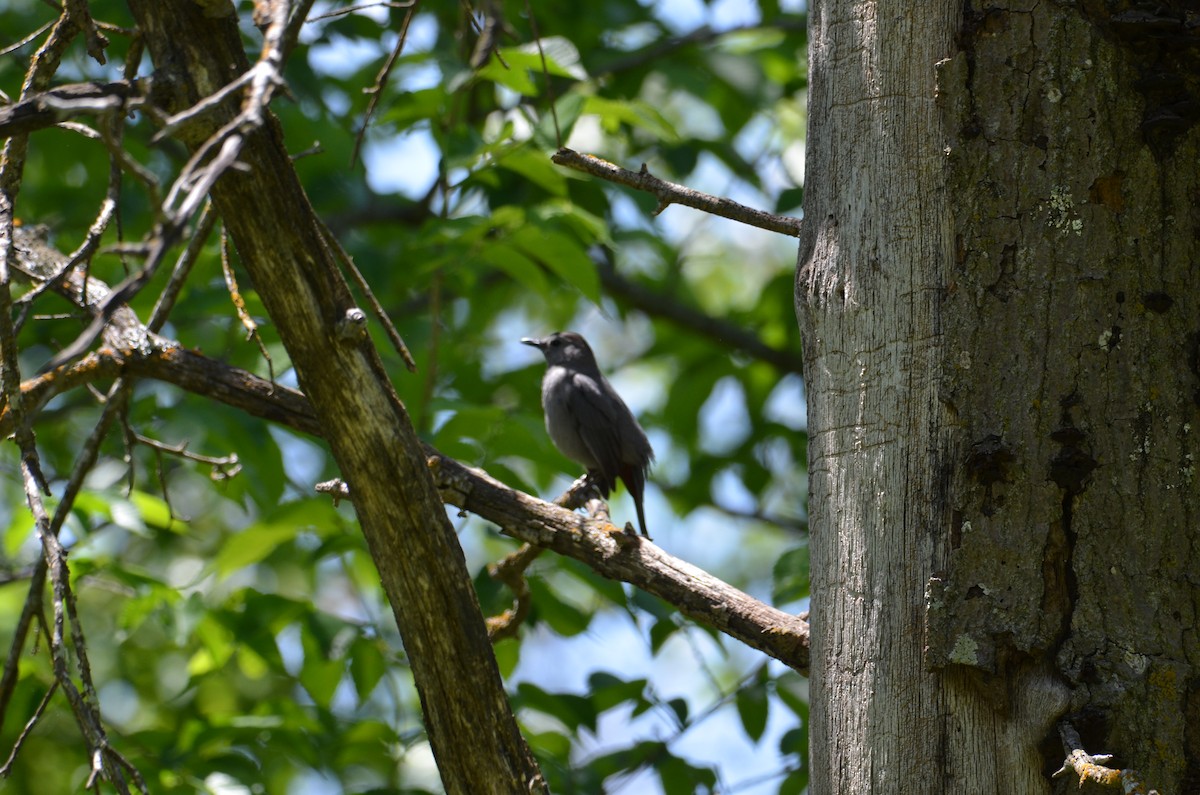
147,202 -> 218,332
595,253 -> 804,374
0,80 -> 146,138
315,215 -> 418,371
64,0 -> 110,64
552,147 -> 803,237
133,432 -> 241,474
0,680 -> 57,776
351,0 -> 419,167
1054,721 -> 1160,794
431,455 -> 810,671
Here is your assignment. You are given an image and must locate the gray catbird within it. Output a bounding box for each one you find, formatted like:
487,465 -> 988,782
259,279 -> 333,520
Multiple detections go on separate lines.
522,331 -> 655,537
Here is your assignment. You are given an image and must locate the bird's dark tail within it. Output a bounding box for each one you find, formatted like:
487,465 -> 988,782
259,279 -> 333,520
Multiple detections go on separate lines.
622,466 -> 650,538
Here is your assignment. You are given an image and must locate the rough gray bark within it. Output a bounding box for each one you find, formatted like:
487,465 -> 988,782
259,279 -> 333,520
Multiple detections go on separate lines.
801,0 -> 1199,791
123,2 -> 546,793
798,0 -> 960,790
932,1 -> 1200,791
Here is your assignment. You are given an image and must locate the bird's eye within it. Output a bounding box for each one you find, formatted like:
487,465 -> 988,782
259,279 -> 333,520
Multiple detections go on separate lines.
550,338 -> 561,347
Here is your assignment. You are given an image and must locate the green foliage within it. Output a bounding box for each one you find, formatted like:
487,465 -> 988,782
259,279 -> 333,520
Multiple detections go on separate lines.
0,0 -> 808,792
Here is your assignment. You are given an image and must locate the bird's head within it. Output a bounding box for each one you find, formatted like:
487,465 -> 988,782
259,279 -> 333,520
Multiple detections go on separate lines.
521,331 -> 597,369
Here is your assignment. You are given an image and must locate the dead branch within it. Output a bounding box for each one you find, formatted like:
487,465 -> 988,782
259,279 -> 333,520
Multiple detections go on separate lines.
0,80 -> 146,138
1054,721 -> 1160,794
552,147 -> 803,237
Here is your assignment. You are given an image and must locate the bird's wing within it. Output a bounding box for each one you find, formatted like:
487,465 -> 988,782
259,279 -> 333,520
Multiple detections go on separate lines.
564,372 -> 627,486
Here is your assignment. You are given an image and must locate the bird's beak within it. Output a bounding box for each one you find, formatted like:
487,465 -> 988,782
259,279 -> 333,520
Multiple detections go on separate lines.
520,336 -> 544,349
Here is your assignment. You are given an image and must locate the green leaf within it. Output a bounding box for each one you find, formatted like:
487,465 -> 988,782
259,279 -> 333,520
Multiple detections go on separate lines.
128,489 -> 185,533
587,672 -> 648,713
526,729 -> 572,759
736,678 -> 769,742
775,670 -> 810,719
477,242 -> 550,296
299,622 -> 345,709
188,614 -> 236,676
214,520 -> 297,576
511,222 -> 600,302
213,499 -> 339,577
3,510 -> 33,557
477,39 -> 586,95
649,615 -> 681,655
476,56 -> 538,96
349,635 -> 387,703
516,682 -> 597,733
772,544 -> 810,604
779,768 -> 809,795
581,96 -> 679,141
658,755 -> 717,795
775,186 -> 805,214
381,87 -> 447,129
528,576 -> 592,636
666,697 -> 689,726
779,727 -> 805,756
494,637 -> 520,678
497,147 -> 567,197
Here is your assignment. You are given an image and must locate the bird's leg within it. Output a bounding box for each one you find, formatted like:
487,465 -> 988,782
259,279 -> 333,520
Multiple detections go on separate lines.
581,471 -> 607,500
559,473 -> 603,509
576,472 -> 613,527
557,472 -> 628,533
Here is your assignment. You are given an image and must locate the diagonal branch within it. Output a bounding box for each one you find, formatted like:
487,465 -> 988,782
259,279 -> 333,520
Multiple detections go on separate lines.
0,80 -> 147,138
595,254 -> 804,374
552,147 -> 803,237
431,455 -> 811,671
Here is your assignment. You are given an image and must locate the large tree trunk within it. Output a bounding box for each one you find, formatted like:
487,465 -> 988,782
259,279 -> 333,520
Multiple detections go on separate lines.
800,0 -> 1199,791
798,0 -> 961,790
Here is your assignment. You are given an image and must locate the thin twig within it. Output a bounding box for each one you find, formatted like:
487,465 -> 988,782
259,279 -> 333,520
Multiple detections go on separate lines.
152,70 -> 256,143
0,20 -> 54,59
147,201 -> 217,332
0,559 -> 47,738
64,0 -> 109,64
134,432 -> 240,470
315,215 -> 417,371
462,0 -> 508,70
242,0 -> 290,127
309,0 -> 414,22
279,0 -> 320,64
221,229 -> 275,383
524,0 -> 559,146
0,680 -> 58,776
351,0 -> 419,167
483,476 -> 606,640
